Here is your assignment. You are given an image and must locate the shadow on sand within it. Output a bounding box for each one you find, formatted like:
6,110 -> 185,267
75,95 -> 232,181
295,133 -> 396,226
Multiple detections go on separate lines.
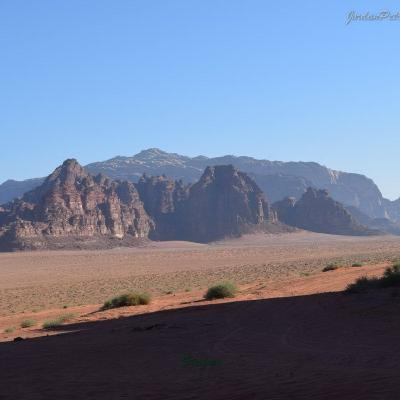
2,290 -> 400,400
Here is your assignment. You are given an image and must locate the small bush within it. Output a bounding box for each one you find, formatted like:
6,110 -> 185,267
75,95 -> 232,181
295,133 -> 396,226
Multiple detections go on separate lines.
346,263 -> 400,294
204,282 -> 238,300
20,319 -> 36,328
101,292 -> 151,310
4,327 -> 15,334
323,263 -> 340,272
381,264 -> 400,287
345,276 -> 379,293
42,313 -> 75,330
42,320 -> 62,329
351,262 -> 363,268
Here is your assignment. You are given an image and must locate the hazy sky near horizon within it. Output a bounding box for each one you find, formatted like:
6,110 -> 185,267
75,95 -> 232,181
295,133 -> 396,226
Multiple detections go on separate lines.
1,1 -> 399,199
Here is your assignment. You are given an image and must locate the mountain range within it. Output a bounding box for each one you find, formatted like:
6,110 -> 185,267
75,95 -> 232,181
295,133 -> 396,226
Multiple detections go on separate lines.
1,148 -> 399,229
0,158 -> 379,251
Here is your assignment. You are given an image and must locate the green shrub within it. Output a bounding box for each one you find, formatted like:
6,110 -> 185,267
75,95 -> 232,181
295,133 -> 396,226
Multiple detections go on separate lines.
4,326 -> 15,334
351,262 -> 363,268
323,263 -> 340,272
204,282 -> 238,300
346,263 -> 400,294
20,319 -> 36,328
42,313 -> 75,329
101,292 -> 151,310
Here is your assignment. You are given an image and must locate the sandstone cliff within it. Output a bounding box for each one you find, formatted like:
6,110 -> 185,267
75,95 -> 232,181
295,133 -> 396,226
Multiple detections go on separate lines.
0,160 -> 153,250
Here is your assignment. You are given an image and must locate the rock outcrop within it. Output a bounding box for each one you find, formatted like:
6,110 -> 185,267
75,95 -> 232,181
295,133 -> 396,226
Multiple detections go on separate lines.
181,165 -> 278,242
273,188 -> 377,236
0,160 -> 153,250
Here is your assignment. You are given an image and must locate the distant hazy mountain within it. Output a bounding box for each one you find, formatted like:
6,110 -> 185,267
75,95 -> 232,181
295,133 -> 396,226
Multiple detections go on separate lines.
273,189 -> 378,236
0,178 -> 44,205
1,148 -> 399,223
345,206 -> 400,235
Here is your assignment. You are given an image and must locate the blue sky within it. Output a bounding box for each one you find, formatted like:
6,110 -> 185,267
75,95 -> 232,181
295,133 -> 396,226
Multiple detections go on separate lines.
1,1 -> 399,199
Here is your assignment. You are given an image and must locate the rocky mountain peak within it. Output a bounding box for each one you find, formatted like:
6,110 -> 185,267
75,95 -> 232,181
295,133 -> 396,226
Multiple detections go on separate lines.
134,148 -> 168,159
47,159 -> 88,184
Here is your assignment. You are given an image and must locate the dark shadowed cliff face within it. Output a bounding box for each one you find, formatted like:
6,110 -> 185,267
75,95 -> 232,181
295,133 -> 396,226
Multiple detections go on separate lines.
273,188 -> 377,236
181,165 -> 278,242
0,160 -> 153,250
135,175 -> 189,240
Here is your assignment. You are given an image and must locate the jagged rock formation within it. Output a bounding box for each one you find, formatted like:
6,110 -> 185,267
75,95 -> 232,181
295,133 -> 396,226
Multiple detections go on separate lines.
0,160 -> 153,250
136,165 -> 280,242
273,188 -> 378,236
2,149 -> 399,223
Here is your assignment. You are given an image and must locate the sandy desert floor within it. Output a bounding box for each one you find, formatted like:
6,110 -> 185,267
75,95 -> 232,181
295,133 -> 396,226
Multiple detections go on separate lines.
1,232 -> 400,399
1,231 -> 400,317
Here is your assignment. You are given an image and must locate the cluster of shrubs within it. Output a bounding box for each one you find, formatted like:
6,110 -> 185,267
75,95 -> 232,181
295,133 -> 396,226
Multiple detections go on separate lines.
346,263 -> 400,294
101,282 -> 239,310
323,261 -> 363,272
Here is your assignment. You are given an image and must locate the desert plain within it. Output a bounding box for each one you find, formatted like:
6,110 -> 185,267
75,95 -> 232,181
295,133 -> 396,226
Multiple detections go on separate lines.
1,231 -> 400,399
